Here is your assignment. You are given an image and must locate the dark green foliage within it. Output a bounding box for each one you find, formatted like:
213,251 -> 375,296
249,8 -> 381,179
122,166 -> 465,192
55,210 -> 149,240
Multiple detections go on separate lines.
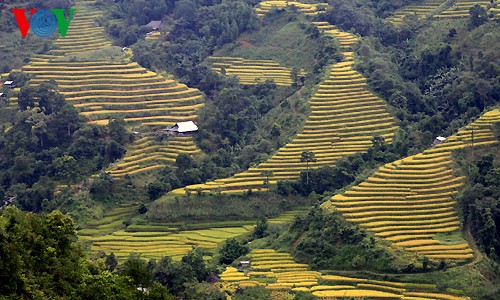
294,291 -> 316,300
219,238 -> 249,264
279,136 -> 399,196
90,172 -> 115,202
469,4 -> 488,29
253,217 -> 268,238
271,206 -> 413,272
0,208 -> 82,298
138,203 -> 148,214
183,283 -> 226,300
151,256 -> 197,295
182,248 -> 209,282
108,117 -> 128,145
457,151 -> 500,260
0,84 -> 127,212
120,253 -> 153,288
105,253 -> 118,272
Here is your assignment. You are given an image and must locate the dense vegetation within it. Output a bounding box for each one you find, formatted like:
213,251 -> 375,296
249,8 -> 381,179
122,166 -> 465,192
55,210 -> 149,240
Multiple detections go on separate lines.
455,142 -> 500,261
0,207 -> 232,300
0,81 -> 129,213
266,205 -> 419,273
1,0 -> 499,298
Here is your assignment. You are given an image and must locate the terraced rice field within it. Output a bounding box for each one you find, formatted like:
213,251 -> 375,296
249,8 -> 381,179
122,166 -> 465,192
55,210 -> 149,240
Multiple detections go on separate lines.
145,31 -> 164,42
20,0 -> 204,128
219,249 -> 470,299
79,208 -> 305,261
106,135 -> 201,178
171,22 -> 398,195
22,60 -> 203,126
386,0 -> 446,25
255,0 -> 328,17
435,0 -> 492,18
10,0 -> 205,177
490,4 -> 500,18
207,57 -> 306,86
323,109 -> 500,262
52,6 -> 112,55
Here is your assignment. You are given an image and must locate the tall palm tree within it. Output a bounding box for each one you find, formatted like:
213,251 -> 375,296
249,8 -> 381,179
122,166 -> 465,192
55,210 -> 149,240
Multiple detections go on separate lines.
300,151 -> 317,184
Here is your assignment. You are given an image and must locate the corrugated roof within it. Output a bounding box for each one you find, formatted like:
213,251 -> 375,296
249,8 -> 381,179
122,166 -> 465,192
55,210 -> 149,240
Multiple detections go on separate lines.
146,20 -> 163,29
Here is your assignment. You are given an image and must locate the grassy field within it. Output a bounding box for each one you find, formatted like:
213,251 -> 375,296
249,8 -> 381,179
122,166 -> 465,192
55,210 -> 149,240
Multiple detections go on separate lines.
322,109 -> 500,263
147,193 -> 311,222
214,18 -> 323,72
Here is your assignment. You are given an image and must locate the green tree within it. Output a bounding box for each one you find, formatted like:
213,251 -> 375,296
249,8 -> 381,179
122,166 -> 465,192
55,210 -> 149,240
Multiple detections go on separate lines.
270,123 -> 282,137
182,248 -> 208,282
53,155 -> 80,183
104,140 -> 126,163
184,283 -> 225,300
469,4 -> 488,29
260,170 -> 273,188
105,253 -> 118,272
233,286 -> 270,300
253,217 -> 268,238
108,118 -> 128,144
219,238 -> 249,264
0,208 -> 84,298
26,107 -> 49,147
300,151 -> 317,184
120,253 -> 153,288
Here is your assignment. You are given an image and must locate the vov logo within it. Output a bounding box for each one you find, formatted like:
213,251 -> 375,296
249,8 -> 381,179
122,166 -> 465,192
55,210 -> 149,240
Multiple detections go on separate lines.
11,8 -> 76,38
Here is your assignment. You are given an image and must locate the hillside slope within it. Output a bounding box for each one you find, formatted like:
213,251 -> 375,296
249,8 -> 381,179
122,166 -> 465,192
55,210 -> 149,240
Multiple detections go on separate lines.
11,0 -> 205,178
171,22 -> 399,195
322,109 -> 500,262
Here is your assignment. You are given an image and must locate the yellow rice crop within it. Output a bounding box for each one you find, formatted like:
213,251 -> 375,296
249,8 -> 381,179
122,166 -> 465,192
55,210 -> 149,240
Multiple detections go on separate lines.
312,289 -> 400,298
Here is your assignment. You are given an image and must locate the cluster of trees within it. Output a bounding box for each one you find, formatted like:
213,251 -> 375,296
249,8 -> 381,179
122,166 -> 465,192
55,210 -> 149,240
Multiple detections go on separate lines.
0,81 -> 129,212
349,4 -> 498,141
146,151 -> 239,200
271,205 -> 428,273
1,207 -> 316,300
0,207 -> 236,299
274,136 -> 399,196
458,150 -> 500,260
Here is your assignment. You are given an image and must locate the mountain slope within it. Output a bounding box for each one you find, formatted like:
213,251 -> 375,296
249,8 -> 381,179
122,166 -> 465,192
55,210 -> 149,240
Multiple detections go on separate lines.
322,109 -> 500,262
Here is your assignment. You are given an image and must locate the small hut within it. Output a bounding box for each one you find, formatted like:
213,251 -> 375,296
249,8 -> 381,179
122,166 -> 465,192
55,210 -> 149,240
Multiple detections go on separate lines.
239,260 -> 251,268
433,136 -> 446,145
3,81 -> 14,89
145,20 -> 164,31
166,121 -> 198,135
206,272 -> 220,283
